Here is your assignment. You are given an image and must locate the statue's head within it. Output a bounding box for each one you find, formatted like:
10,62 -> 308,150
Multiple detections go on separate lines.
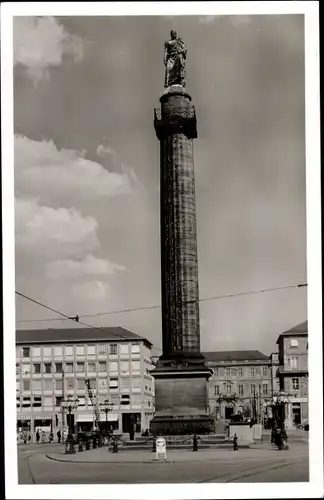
170,30 -> 177,40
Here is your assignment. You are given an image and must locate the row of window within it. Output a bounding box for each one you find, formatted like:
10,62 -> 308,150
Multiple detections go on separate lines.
17,394 -> 151,409
212,366 -> 269,378
17,343 -> 141,359
17,376 -> 151,392
214,384 -> 269,396
213,377 -> 301,396
17,360 -> 142,376
285,356 -> 300,369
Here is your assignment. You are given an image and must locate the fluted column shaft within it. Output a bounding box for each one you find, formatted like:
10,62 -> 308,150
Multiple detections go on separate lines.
154,86 -> 202,360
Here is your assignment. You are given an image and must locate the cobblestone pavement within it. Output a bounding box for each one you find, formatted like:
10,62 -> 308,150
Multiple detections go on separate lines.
17,440 -> 309,484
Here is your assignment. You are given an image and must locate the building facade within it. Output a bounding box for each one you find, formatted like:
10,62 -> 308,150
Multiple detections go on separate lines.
269,351 -> 280,395
16,327 -> 155,440
204,351 -> 272,422
276,321 -> 308,427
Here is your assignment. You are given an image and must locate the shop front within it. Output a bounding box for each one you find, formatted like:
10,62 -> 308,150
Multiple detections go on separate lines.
17,418 -> 31,432
76,412 -> 119,433
286,397 -> 308,428
17,413 -> 54,443
34,418 -> 52,433
17,416 -> 32,444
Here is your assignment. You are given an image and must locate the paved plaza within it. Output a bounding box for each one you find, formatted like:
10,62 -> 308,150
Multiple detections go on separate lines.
17,432 -> 309,484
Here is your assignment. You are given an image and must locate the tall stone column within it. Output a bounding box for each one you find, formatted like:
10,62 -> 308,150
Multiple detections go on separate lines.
150,84 -> 213,435
158,86 -> 202,360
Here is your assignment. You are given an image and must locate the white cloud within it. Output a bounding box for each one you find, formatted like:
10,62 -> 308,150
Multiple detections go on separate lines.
14,133 -> 137,317
15,135 -> 133,203
13,16 -> 85,83
71,280 -> 111,302
46,254 -> 126,280
15,198 -> 99,259
96,144 -> 117,162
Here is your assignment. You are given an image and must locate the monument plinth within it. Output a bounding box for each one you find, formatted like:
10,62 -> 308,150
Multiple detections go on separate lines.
150,32 -> 213,435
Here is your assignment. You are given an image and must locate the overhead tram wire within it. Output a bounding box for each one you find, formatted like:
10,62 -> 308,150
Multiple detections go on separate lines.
15,291 -> 163,352
16,282 -> 308,324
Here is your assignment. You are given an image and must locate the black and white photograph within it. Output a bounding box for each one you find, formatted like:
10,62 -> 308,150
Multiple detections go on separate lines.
1,2 -> 322,499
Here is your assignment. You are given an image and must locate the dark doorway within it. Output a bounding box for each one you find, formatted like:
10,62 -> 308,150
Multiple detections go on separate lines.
292,405 -> 301,425
122,413 -> 141,433
77,422 -> 93,433
225,407 -> 234,420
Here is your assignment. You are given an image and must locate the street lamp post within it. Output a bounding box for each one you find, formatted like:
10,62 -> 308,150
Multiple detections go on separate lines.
61,395 -> 79,454
263,392 -> 291,449
265,392 -> 291,430
100,399 -> 114,438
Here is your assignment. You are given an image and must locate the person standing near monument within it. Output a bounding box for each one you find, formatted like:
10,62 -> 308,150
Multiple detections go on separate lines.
41,430 -> 46,444
164,30 -> 187,88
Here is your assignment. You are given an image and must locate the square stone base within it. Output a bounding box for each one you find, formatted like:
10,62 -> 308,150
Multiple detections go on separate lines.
150,414 -> 213,436
150,369 -> 213,435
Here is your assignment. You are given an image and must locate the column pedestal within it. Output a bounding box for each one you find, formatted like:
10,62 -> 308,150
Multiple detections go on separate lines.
150,367 -> 213,435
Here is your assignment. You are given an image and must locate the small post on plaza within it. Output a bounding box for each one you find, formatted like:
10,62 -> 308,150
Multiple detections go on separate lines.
218,395 -> 222,422
233,433 -> 238,451
61,395 -> 79,455
78,434 -> 83,452
112,436 -> 118,453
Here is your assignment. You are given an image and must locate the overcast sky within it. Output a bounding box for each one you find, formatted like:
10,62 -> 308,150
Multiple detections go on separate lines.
14,14 -> 307,355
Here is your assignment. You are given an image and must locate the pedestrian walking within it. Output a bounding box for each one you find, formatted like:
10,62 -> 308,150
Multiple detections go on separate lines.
233,433 -> 238,451
193,433 -> 198,451
41,431 -> 46,444
57,429 -> 61,443
36,430 -> 40,443
49,431 -> 53,444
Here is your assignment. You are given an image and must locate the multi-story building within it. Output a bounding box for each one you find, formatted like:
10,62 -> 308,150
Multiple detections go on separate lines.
16,327 -> 155,439
204,350 -> 272,421
269,351 -> 280,395
276,321 -> 308,427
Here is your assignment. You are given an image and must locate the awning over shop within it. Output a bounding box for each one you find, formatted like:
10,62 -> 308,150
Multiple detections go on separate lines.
76,413 -> 118,422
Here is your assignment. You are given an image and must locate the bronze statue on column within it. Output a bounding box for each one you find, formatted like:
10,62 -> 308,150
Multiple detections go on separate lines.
164,30 -> 187,88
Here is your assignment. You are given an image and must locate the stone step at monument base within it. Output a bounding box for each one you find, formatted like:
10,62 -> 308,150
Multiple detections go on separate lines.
132,434 -> 226,444
116,434 -> 248,451
117,441 -> 250,451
